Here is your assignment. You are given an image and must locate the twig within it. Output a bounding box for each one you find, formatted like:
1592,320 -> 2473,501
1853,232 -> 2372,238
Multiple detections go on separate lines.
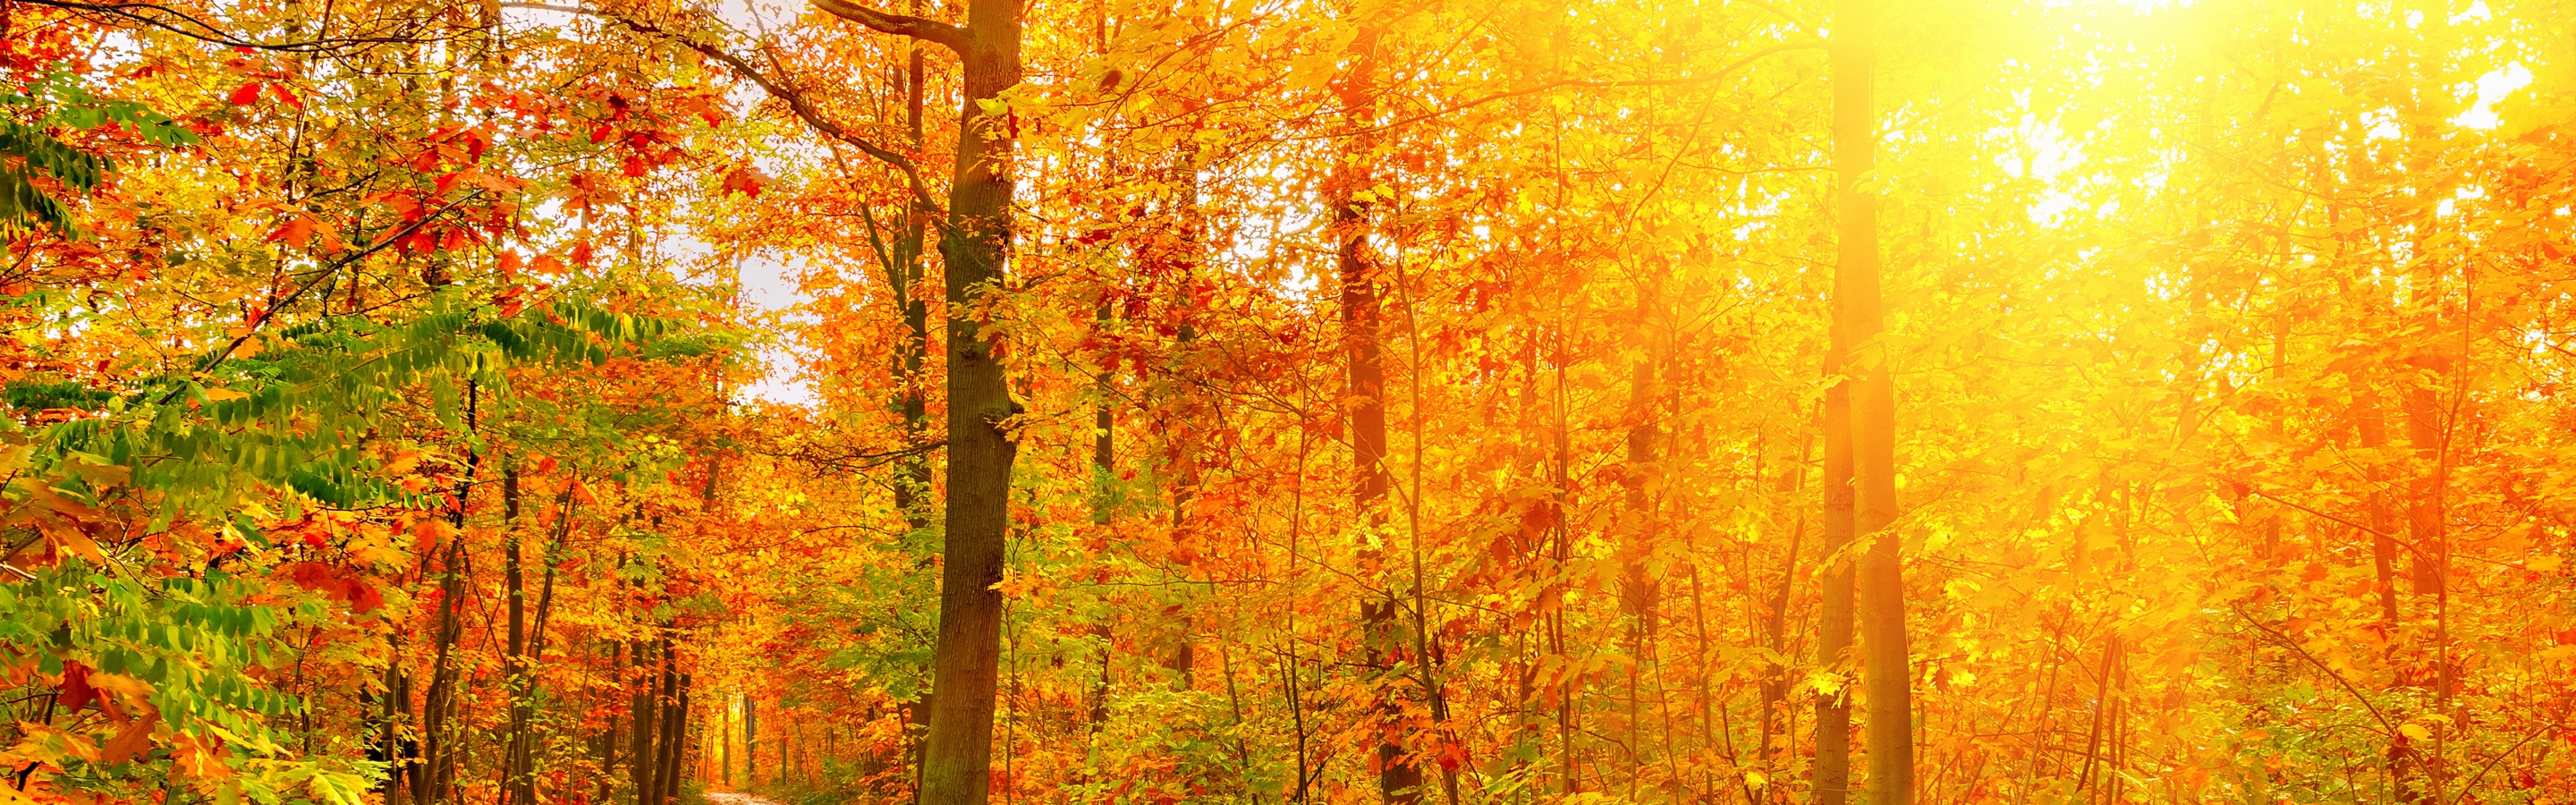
2228,603 -> 2395,738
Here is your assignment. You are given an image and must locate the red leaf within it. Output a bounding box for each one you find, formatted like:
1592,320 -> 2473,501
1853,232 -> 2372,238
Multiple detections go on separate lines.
228,81 -> 265,106
351,583 -> 385,614
59,660 -> 97,712
589,124 -> 614,144
723,166 -> 767,198
269,82 -> 303,109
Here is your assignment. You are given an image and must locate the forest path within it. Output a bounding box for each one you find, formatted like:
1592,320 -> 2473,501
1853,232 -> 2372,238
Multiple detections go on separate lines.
705,792 -> 789,805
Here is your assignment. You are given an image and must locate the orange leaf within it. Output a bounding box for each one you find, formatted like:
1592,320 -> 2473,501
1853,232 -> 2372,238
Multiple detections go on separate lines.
723,166 -> 767,198
98,710 -> 160,765
267,215 -> 318,250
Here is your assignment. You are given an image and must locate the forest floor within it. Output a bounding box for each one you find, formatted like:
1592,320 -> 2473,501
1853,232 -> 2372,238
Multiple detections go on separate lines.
705,791 -> 785,805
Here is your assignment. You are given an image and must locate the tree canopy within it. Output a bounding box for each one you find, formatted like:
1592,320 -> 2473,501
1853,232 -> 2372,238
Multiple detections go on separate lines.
1,0 -> 2572,804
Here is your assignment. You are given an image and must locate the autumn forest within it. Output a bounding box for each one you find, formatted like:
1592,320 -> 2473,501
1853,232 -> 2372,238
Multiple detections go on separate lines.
0,0 -> 2571,803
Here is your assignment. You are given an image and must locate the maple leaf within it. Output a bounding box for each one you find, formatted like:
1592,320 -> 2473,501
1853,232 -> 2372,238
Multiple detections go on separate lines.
228,81 -> 265,106
723,166 -> 767,197
58,660 -> 97,712
267,214 -> 318,249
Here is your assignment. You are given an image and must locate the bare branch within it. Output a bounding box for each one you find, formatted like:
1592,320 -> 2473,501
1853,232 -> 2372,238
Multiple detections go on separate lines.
809,0 -> 966,54
19,0 -> 433,53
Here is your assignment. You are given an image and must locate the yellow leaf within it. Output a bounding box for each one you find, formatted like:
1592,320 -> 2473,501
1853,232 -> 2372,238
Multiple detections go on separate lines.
2400,723 -> 2433,741
87,672 -> 156,699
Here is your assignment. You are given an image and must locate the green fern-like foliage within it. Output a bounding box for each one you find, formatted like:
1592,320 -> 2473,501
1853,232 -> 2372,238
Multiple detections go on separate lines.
0,117 -> 105,238
1,68 -> 199,240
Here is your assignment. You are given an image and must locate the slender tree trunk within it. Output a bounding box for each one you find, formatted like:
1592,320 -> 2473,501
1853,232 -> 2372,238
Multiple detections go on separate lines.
891,0 -> 934,538
417,382 -> 479,805
502,464 -> 537,805
1329,17 -> 1416,805
1619,320 -> 1662,795
1834,0 -> 1913,798
1762,436 -> 1809,790
2355,399 -> 2403,625
598,640 -> 624,805
746,695 -> 759,787
380,644 -> 414,805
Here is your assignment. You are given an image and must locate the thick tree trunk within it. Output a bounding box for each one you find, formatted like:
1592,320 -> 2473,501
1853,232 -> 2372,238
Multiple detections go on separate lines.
630,639 -> 659,805
1813,367 -> 1856,805
916,1 -> 1023,803
1832,0 -> 1913,800
660,667 -> 690,805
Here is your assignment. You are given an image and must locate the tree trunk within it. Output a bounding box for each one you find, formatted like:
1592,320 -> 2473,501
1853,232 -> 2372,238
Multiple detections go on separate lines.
1833,0 -> 1914,800
891,0 -> 934,538
1327,17 -> 1416,805
916,0 -> 1024,803
502,464 -> 537,805
1813,360 -> 1857,805
413,382 -> 479,805
2355,399 -> 2403,625
630,639 -> 659,805
660,667 -> 691,805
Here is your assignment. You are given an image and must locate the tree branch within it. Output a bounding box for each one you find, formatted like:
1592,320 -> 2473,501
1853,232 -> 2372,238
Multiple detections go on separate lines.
809,0 -> 966,54
17,0 -> 431,53
2229,603 -> 2397,739
158,190 -> 485,404
595,11 -> 947,215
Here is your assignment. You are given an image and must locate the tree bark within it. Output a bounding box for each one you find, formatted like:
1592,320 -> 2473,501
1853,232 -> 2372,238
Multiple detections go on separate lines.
630,639 -> 659,805
913,0 -> 1023,802
502,464 -> 537,805
1332,19 -> 1418,803
1833,0 -> 1914,799
1813,356 -> 1857,805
